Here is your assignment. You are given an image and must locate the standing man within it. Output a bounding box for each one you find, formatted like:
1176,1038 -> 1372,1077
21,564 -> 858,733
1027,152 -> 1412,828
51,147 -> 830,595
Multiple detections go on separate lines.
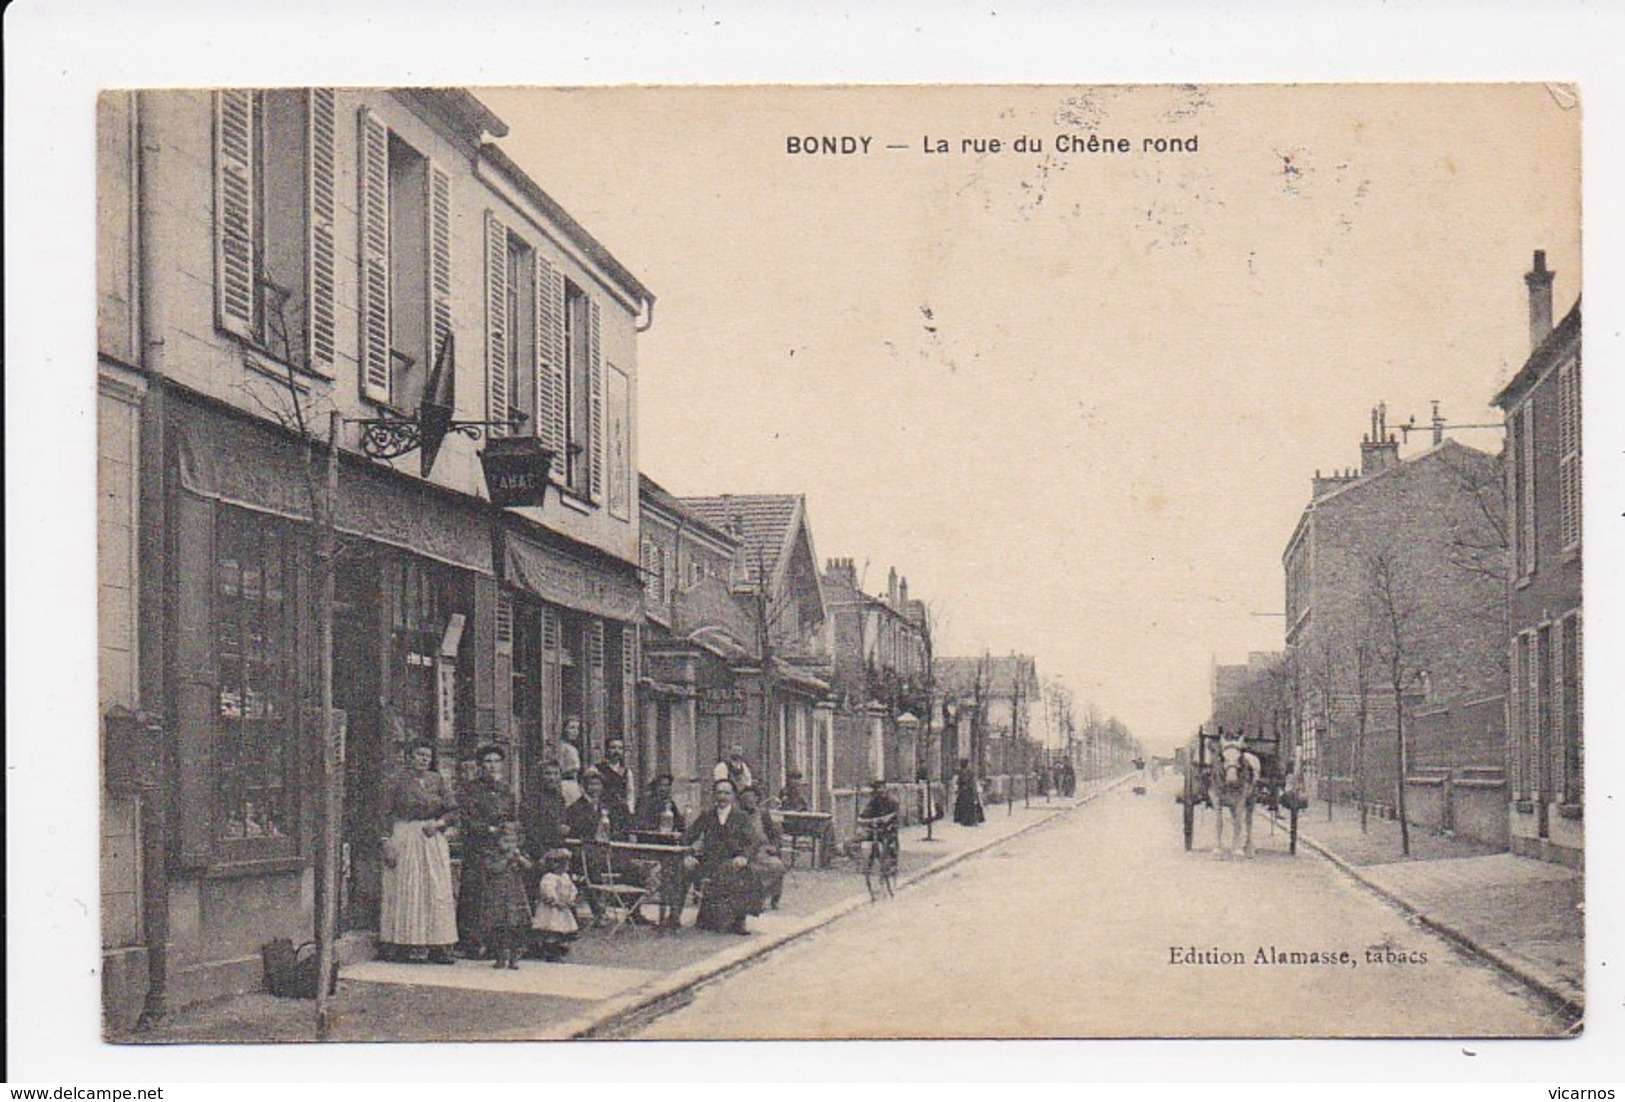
458,744 -> 517,958
713,744 -> 754,793
596,736 -> 636,819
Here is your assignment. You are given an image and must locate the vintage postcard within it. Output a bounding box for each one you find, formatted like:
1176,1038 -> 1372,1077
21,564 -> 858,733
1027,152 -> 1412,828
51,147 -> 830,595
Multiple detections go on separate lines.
86,82 -> 1586,1047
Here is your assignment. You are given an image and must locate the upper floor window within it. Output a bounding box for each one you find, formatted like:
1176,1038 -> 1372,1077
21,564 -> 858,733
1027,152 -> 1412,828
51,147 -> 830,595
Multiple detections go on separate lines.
1559,358 -> 1581,552
1510,401 -> 1537,579
358,108 -> 450,412
484,219 -> 604,505
214,89 -> 336,375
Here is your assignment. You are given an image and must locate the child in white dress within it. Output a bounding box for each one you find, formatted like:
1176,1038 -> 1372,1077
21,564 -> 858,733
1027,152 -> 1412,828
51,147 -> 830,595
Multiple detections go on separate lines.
531,848 -> 580,961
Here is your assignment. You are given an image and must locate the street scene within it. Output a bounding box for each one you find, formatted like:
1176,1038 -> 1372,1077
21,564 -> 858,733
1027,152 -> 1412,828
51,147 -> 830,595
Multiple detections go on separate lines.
90,83 -> 1582,1043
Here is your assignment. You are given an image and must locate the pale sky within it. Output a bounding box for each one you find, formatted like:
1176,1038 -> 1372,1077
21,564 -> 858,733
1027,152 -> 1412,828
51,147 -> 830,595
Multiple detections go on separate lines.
481,84 -> 1578,754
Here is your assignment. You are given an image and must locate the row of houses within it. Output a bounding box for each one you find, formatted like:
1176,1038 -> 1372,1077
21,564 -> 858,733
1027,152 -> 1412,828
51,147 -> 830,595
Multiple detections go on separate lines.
1212,252 -> 1581,868
95,87 -> 1056,1030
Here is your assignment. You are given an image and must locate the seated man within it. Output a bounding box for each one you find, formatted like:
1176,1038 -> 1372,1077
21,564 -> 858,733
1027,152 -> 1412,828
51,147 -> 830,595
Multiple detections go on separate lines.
776,771 -> 835,867
738,785 -> 786,911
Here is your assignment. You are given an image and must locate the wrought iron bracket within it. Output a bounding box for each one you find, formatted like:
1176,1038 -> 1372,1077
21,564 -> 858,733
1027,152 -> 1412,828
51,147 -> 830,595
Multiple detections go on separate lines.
350,410 -> 528,461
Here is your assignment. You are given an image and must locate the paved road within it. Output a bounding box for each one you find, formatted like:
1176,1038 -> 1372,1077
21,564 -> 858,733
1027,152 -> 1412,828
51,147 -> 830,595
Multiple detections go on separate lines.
630,774 -> 1566,1039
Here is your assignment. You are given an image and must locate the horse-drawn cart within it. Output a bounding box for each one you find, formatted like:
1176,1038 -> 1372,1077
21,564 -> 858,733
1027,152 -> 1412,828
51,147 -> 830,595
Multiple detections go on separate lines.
1177,726 -> 1308,855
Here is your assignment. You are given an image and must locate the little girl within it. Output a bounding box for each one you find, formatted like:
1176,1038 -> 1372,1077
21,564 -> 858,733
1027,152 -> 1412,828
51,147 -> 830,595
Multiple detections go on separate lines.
481,822 -> 533,969
531,848 -> 580,961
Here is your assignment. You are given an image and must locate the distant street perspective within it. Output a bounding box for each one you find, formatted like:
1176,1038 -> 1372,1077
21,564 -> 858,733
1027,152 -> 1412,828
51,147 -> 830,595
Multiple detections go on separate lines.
629,774 -> 1572,1040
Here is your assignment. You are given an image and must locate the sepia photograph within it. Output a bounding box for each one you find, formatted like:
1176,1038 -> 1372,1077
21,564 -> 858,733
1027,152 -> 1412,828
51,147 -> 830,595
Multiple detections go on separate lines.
88,81 -> 1581,1044
10,0 -> 1625,1088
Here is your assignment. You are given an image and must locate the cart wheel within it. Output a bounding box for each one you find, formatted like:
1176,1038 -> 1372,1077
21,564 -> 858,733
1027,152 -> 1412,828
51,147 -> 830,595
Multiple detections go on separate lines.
1288,802 -> 1300,856
1182,772 -> 1196,851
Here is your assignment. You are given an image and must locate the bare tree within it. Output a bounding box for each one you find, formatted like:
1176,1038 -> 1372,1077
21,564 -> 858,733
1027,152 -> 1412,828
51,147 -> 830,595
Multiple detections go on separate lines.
1365,548 -> 1419,856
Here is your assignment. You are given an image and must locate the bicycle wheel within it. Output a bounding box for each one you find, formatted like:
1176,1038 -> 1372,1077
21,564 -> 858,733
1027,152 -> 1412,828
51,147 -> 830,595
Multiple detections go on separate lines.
881,845 -> 898,897
863,844 -> 879,901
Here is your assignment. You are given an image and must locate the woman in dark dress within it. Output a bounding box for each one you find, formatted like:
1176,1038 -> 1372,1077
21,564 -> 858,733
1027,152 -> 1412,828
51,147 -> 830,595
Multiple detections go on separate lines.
953,759 -> 985,827
682,778 -> 765,934
379,741 -> 460,963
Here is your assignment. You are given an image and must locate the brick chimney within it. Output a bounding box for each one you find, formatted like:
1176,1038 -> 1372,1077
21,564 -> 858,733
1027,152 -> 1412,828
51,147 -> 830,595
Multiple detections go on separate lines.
899,576 -> 909,607
1525,249 -> 1555,352
887,566 -> 899,606
825,557 -> 858,590
1359,402 -> 1400,476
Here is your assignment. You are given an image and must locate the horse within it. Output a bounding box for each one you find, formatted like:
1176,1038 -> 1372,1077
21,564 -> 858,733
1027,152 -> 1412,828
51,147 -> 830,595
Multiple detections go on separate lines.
1208,739 -> 1259,858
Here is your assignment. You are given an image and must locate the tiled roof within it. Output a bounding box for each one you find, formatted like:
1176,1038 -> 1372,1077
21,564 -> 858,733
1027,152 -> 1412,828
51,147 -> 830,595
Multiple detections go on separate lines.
639,474 -> 738,549
678,494 -> 803,583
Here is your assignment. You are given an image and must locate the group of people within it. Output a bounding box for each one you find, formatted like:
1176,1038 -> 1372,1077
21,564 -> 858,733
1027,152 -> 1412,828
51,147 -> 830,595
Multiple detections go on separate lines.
376,732 -> 810,964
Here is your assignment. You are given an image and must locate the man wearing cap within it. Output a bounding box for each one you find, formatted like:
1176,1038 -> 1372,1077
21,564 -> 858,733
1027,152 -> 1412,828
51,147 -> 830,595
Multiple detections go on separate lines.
458,744 -> 517,958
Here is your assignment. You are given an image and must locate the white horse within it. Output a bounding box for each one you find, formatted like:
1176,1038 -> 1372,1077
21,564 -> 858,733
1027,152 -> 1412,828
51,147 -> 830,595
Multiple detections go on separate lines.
1208,739 -> 1259,858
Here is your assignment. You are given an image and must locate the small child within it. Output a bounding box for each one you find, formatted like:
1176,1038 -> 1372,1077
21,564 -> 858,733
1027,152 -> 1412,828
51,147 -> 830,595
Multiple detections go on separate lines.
531,848 -> 580,962
481,822 -> 534,969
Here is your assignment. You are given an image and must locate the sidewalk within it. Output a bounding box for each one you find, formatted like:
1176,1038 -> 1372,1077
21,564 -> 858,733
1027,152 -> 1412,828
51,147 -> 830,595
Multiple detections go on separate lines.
119,783 -> 1111,1044
1291,801 -> 1583,1015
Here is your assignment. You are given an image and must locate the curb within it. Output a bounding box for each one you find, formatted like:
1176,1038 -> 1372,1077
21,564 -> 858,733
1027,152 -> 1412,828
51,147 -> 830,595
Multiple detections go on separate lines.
1289,823 -> 1583,1026
541,775 -> 1137,1040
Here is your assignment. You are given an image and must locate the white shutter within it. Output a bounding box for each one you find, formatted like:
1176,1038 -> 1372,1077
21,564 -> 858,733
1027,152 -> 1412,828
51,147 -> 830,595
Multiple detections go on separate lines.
306,89 -> 337,374
214,90 -> 257,340
589,618 -> 608,754
588,298 -> 604,502
495,591 -> 514,648
622,625 -> 638,752
535,255 -> 566,478
357,107 -> 391,404
429,164 -> 453,372
485,211 -> 509,432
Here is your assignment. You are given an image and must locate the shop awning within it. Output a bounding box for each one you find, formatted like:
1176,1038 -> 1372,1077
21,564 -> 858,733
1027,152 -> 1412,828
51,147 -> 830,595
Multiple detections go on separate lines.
173,396 -> 495,576
501,524 -> 643,623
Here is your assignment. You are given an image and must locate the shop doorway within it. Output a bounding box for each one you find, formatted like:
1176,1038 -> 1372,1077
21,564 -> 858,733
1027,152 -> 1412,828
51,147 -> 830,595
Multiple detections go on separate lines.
335,554 -> 382,932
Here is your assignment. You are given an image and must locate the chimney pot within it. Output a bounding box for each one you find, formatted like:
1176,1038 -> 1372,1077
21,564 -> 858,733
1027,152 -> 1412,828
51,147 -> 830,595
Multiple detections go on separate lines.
1525,249 -> 1555,351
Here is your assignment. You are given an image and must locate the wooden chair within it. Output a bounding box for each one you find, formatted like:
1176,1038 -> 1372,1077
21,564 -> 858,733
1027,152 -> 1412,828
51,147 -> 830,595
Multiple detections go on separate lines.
580,841 -> 653,937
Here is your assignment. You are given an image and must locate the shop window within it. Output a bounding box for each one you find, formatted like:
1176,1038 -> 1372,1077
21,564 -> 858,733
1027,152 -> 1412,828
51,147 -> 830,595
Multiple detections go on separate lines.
214,508 -> 298,855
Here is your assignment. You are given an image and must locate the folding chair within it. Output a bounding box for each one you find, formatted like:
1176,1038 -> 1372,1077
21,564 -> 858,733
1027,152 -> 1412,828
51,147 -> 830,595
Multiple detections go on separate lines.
580,841 -> 653,938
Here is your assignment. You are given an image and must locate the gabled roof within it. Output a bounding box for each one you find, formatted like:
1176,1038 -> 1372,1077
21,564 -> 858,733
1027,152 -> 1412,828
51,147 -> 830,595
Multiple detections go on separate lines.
678,494 -> 804,586
639,473 -> 739,550
1492,297 -> 1581,409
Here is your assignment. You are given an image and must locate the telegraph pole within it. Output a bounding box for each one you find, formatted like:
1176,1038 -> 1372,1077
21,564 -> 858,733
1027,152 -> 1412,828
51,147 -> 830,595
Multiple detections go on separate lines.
315,411 -> 341,1039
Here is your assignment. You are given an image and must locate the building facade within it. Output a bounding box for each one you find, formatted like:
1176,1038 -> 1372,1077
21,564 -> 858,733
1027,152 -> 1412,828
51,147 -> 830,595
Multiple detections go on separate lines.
1492,252 -> 1582,867
668,494 -> 835,810
97,88 -> 652,1028
1283,406 -> 1507,844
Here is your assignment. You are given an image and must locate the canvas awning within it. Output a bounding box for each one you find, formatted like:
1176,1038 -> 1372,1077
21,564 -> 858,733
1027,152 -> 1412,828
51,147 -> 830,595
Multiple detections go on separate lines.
501,523 -> 643,623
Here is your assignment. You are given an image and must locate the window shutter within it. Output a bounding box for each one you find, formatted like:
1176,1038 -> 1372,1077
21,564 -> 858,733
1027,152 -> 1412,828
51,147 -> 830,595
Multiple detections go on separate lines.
305,89 -> 337,375
214,90 -> 257,340
589,298 -> 604,502
495,590 -> 514,649
1551,617 -> 1565,803
429,164 -> 453,373
1521,405 -> 1537,576
1521,630 -> 1534,802
589,619 -> 608,754
357,107 -> 391,404
1573,612 -> 1583,803
535,255 -> 566,476
1507,637 -> 1522,799
485,211 -> 509,433
622,625 -> 638,751
541,605 -> 562,748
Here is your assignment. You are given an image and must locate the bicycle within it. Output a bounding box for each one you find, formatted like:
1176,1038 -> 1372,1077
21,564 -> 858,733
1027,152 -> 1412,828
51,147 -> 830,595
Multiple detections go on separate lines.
856,812 -> 899,900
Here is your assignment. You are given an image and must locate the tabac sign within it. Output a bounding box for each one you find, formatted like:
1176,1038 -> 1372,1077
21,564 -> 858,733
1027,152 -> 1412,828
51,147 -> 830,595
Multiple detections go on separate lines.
480,436 -> 556,509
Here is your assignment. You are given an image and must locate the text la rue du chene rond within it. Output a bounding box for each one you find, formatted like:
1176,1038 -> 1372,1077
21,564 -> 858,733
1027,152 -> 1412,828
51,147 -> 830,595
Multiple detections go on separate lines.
785,133 -> 1200,156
